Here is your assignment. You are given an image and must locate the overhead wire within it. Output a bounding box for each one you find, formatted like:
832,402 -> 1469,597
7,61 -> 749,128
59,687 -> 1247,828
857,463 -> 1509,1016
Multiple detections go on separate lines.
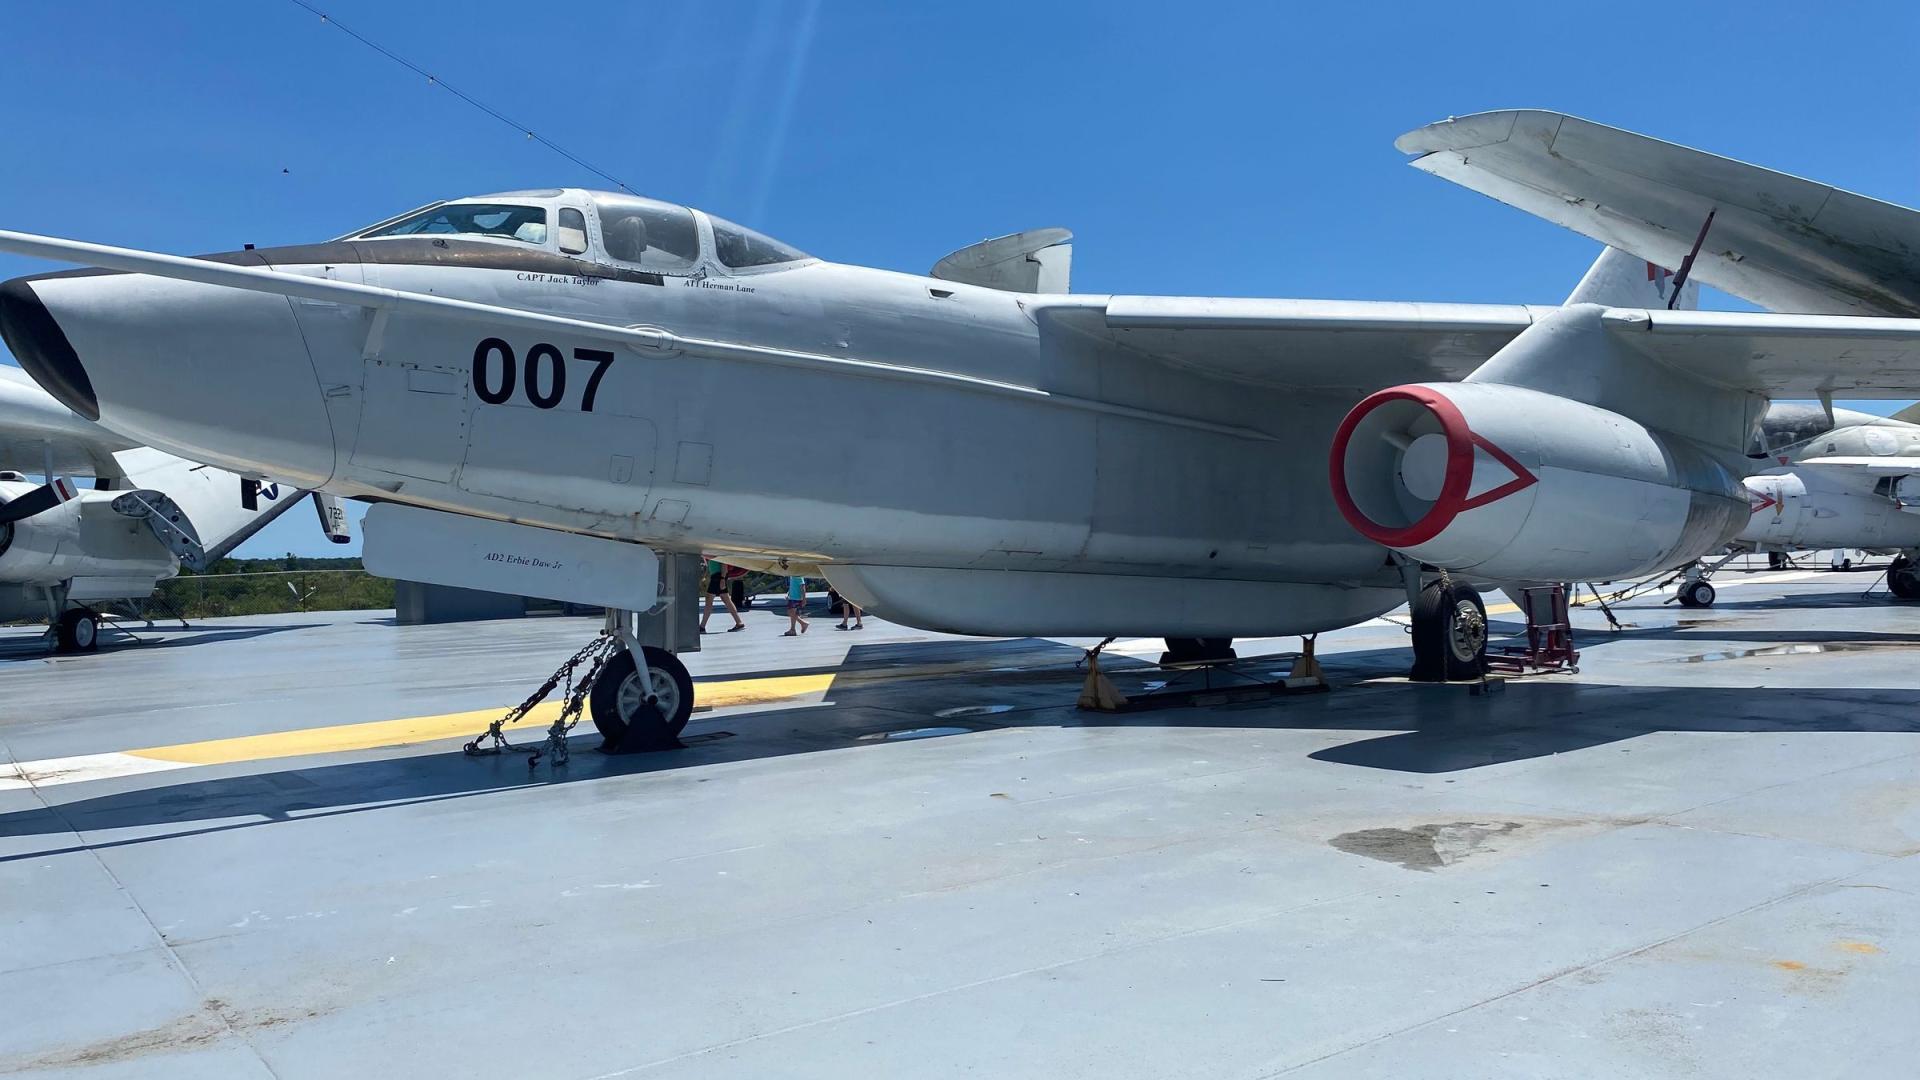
282,0 -> 635,194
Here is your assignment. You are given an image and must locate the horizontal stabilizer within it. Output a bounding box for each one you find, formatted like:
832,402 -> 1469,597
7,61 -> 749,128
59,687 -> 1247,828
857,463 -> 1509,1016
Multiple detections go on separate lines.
1398,110 -> 1920,317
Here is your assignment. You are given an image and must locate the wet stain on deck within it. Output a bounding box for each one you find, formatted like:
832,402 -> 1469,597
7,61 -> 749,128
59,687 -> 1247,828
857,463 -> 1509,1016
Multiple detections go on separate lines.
1328,821 -> 1525,871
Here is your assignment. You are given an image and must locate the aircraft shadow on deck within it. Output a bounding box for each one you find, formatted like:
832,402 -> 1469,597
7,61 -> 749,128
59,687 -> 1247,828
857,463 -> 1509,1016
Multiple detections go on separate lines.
0,621 -> 327,660
4,633 -> 1920,852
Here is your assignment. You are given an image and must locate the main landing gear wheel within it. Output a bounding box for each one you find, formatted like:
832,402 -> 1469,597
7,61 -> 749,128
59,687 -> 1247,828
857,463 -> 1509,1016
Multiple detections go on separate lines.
590,645 -> 695,749
1410,579 -> 1487,682
1888,555 -> 1920,600
1677,580 -> 1717,608
54,608 -> 99,653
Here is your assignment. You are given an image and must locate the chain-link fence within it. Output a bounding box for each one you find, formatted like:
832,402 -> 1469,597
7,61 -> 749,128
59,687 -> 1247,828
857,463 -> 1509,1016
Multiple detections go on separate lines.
151,569 -> 395,618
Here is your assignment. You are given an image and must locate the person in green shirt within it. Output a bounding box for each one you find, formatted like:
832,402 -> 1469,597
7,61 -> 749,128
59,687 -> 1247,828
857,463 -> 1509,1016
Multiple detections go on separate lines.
700,557 -> 746,632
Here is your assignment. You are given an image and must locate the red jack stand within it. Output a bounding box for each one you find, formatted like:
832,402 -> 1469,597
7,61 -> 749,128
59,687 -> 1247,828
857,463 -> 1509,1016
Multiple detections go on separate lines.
1486,585 -> 1579,675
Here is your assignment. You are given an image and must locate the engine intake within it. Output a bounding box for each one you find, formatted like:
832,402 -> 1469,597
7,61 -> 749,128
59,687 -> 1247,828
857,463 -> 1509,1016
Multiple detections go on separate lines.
1330,382 -> 1747,581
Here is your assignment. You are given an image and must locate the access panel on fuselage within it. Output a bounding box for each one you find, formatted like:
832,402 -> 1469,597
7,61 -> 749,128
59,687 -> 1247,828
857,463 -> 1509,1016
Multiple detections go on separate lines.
450,326 -> 659,519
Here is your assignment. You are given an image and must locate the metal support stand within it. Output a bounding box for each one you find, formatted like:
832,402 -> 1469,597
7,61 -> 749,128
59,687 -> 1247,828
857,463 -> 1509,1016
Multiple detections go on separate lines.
1079,637 -> 1329,713
1486,585 -> 1579,675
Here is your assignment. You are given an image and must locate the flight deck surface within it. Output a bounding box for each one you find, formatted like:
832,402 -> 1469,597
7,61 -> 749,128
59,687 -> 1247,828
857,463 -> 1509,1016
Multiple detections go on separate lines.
2,568 -> 1916,1078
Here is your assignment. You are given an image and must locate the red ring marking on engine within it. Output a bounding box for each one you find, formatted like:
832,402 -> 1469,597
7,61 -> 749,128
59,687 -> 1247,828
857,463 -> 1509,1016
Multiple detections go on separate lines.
1329,386 -> 1537,548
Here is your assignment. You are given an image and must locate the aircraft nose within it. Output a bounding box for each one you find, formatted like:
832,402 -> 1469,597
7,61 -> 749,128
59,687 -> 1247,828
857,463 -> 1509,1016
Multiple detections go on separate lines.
0,270 -> 338,488
0,274 -> 98,420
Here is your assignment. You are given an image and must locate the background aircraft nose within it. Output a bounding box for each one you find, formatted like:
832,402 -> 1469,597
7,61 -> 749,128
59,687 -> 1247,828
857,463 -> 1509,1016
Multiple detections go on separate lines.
0,273 -> 98,420
0,270 -> 339,489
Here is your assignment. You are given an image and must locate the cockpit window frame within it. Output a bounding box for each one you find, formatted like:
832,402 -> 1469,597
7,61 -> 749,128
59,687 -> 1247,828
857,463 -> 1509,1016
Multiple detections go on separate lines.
1750,403 -> 1841,457
588,194 -> 703,276
702,210 -> 811,273
350,201 -> 557,249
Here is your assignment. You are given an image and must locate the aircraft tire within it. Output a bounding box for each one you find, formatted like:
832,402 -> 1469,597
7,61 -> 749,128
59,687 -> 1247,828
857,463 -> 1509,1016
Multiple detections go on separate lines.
1410,580 -> 1487,682
590,646 -> 694,747
54,608 -> 98,653
1678,581 -> 1715,608
1889,556 -> 1920,600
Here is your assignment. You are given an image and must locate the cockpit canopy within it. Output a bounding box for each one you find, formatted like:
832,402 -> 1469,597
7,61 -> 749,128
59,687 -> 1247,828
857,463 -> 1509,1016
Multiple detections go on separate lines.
347,189 -> 809,274
1749,403 -> 1837,456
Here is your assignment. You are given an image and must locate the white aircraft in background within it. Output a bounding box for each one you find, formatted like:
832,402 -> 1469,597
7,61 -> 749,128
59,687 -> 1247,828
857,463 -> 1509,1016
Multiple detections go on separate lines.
1664,403 -> 1920,607
1398,109 -> 1920,606
5,122 -> 1920,734
0,365 -> 348,651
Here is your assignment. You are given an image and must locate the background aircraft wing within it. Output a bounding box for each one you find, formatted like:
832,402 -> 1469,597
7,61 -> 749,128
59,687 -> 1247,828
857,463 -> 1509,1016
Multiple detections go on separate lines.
0,364 -> 134,476
1795,456 -> 1920,476
1395,109 -> 1920,318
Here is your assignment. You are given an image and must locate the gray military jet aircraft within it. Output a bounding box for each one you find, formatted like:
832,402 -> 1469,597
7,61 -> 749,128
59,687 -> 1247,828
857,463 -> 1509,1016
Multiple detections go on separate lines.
4,138 -> 1920,733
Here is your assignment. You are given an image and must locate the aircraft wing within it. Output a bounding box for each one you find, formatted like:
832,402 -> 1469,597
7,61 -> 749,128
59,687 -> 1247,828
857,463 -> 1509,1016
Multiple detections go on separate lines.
1796,456 -> 1920,476
1035,296 -> 1535,392
0,364 -> 135,475
1038,297 -> 1920,398
1395,109 -> 1920,318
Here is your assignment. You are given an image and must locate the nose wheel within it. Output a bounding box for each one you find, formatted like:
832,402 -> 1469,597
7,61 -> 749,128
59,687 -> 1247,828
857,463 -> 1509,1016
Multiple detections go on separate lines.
589,645 -> 695,750
1410,579 -> 1487,682
1677,579 -> 1716,608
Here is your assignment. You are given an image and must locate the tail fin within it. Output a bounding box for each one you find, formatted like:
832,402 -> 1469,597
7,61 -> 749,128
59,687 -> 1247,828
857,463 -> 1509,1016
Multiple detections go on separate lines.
1565,245 -> 1698,310
107,447 -> 307,568
1893,401 -> 1920,426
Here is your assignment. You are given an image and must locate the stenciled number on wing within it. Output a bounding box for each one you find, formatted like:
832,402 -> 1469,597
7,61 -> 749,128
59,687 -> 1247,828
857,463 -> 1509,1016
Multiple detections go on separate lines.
471,338 -> 616,412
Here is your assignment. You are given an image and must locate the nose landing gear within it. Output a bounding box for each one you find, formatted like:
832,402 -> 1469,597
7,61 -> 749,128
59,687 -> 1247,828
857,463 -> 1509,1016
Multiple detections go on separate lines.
1676,579 -> 1716,608
589,644 -> 694,751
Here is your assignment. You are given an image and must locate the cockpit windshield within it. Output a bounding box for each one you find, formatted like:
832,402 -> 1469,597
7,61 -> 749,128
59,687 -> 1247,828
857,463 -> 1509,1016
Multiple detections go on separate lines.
1750,403 -> 1838,456
360,203 -> 550,245
709,213 -> 808,269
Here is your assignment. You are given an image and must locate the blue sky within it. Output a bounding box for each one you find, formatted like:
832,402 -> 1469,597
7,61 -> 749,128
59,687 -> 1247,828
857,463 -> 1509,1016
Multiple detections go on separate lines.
2,1 -> 1915,556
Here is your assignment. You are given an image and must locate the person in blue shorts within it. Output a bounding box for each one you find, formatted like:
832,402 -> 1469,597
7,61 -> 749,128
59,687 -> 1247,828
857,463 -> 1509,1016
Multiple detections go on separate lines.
783,575 -> 810,636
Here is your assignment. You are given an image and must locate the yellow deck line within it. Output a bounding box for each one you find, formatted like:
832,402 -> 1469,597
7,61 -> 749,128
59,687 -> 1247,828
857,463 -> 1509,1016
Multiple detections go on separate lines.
129,673 -> 835,767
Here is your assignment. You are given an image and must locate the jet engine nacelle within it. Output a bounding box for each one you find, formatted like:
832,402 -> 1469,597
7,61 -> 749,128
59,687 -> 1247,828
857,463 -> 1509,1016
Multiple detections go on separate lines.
0,480 -> 179,588
1330,383 -> 1747,581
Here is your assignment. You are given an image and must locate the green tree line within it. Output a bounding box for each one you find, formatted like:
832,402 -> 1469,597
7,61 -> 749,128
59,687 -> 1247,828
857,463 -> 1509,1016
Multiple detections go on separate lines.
155,556 -> 394,618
